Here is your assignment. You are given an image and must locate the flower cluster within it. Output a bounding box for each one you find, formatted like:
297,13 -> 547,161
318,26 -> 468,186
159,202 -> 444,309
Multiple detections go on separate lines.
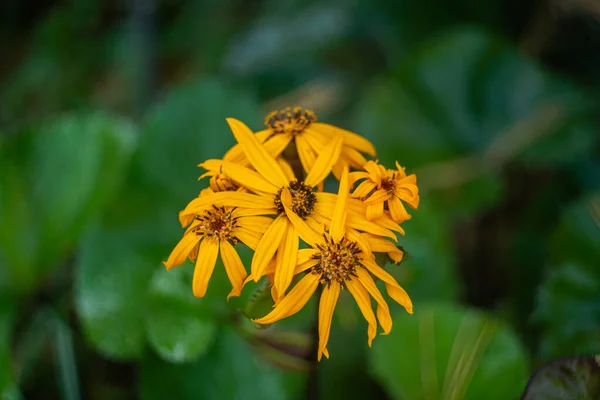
163,106 -> 420,360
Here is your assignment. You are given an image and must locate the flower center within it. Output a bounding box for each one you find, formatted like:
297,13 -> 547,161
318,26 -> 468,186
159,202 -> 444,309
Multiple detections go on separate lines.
193,205 -> 239,244
210,174 -> 238,192
265,106 -> 316,135
312,236 -> 361,287
381,176 -> 396,195
274,180 -> 317,219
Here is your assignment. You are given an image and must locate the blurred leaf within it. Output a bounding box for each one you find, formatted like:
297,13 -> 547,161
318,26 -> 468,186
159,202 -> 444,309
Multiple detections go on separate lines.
75,224 -> 152,360
534,199 -> 600,360
140,327 -> 304,400
521,356 -> 600,400
355,26 -> 595,170
31,113 -> 137,263
136,79 -> 260,203
146,268 -> 217,364
370,302 -> 528,400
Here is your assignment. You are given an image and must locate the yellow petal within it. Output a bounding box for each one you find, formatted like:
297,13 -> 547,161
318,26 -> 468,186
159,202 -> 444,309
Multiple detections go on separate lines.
360,258 -> 412,314
363,234 -> 404,263
346,228 -> 372,256
295,259 -> 319,274
223,129 -> 273,164
264,132 -> 294,159
315,192 -> 364,214
349,171 -> 370,186
315,201 -> 396,240
364,189 -> 389,205
388,196 -> 411,223
281,188 -> 323,247
366,202 -> 384,221
278,159 -> 296,182
220,241 -> 248,300
352,180 -> 377,199
235,229 -> 262,250
251,215 -> 287,281
274,221 -> 299,297
221,161 -> 279,194
355,268 -> 392,334
226,118 -> 288,187
363,161 -> 382,185
296,134 -> 317,175
297,248 -> 320,264
236,216 -> 275,233
163,232 -> 200,270
317,281 -> 341,361
330,165 -> 349,242
192,238 -> 220,298
395,175 -> 420,209
373,213 -> 406,236
253,273 -> 320,324
311,122 -> 376,156
341,147 -> 368,169
345,278 -> 377,346
180,191 -> 274,223
304,135 -> 344,187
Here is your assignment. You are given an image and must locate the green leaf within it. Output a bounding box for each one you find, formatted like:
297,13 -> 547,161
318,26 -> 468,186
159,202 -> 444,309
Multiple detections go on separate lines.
521,356 -> 600,400
0,299 -> 20,399
369,302 -> 528,400
136,79 -> 260,203
355,27 -> 595,169
146,268 -> 217,364
75,224 -> 153,360
31,113 -> 137,263
139,327 -> 305,400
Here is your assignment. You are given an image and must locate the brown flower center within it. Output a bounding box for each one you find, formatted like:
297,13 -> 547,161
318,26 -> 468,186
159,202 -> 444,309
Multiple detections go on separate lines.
311,236 -> 361,287
381,176 -> 396,195
265,107 -> 316,135
193,205 -> 239,244
274,180 -> 317,219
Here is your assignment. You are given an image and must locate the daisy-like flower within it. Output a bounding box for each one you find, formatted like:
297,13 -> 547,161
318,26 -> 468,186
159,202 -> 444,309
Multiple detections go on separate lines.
350,160 -> 420,222
253,167 -> 413,360
181,118 -> 396,301
164,200 -> 273,299
223,106 -> 377,179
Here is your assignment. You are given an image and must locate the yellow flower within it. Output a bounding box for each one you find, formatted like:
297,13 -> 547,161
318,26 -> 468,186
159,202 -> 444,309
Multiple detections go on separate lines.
253,167 -> 413,361
223,106 -> 377,179
350,160 -> 420,222
164,201 -> 273,299
181,118 -> 396,301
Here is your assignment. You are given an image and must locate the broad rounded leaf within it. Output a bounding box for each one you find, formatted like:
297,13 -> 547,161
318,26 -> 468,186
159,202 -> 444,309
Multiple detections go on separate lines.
370,302 -> 528,400
146,268 -> 217,363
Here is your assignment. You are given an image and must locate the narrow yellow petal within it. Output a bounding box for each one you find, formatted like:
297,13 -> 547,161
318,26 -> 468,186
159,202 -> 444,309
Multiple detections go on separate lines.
355,268 -> 392,334
295,259 -> 319,274
253,273 -> 320,324
180,191 -> 274,223
262,251 -> 318,277
221,161 -> 279,194
315,192 -> 364,214
363,234 -> 404,263
360,258 -> 412,314
317,281 -> 340,361
364,189 -> 389,205
304,135 -> 344,187
220,241 -> 248,300
330,165 -> 349,242
223,129 -> 273,163
226,118 -> 288,187
388,196 -> 411,222
341,147 -> 368,169
278,159 -> 296,182
349,171 -> 370,185
281,188 -> 323,247
296,134 -> 317,175
264,132 -> 293,159
163,232 -> 200,270
347,210 -> 397,241
236,216 -> 275,233
311,122 -> 376,156
274,221 -> 299,297
373,213 -> 406,236
235,229 -> 262,250
363,161 -> 382,185
346,228 -> 372,256
235,207 -> 277,217
366,202 -> 384,221
352,180 -> 377,199
251,215 -> 287,281
192,238 -> 219,298
345,278 -> 377,346
395,175 -> 420,209
297,248 -> 320,264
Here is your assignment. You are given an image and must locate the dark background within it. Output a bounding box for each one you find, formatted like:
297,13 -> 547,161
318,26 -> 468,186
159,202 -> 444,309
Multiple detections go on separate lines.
0,0 -> 599,399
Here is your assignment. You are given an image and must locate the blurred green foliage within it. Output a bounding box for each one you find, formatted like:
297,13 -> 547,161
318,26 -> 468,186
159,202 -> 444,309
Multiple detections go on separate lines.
1,0 -> 599,399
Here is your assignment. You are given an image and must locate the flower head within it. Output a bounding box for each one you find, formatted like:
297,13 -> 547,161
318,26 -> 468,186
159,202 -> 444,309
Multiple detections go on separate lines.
164,200 -> 272,299
350,160 -> 420,222
253,168 -> 413,360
